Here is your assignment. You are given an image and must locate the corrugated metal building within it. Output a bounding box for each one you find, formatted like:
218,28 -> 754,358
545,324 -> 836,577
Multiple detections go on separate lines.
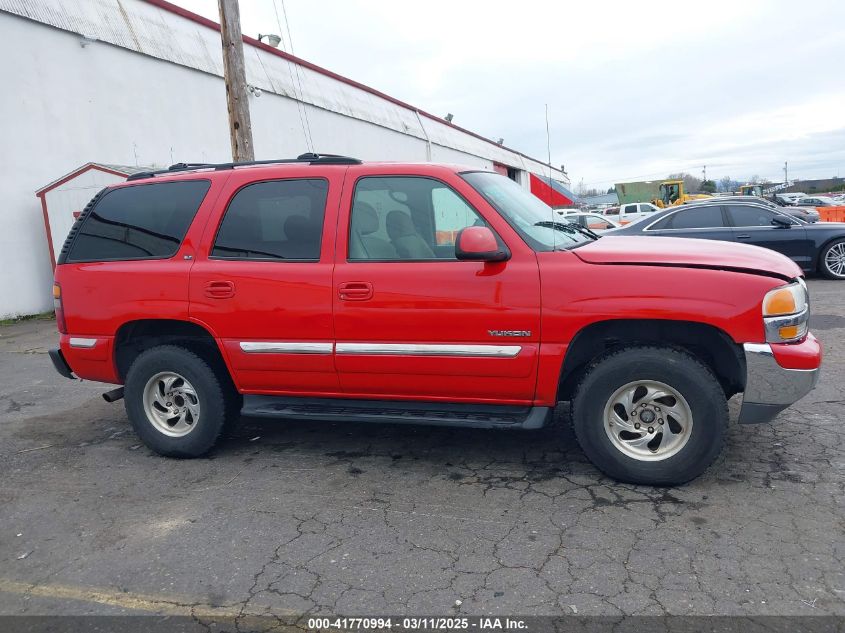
0,0 -> 570,318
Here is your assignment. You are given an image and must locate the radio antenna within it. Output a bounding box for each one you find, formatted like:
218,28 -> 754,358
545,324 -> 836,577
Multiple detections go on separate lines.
545,104 -> 556,250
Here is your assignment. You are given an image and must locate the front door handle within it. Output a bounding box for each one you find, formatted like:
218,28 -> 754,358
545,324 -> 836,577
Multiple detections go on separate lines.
736,234 -> 751,240
205,280 -> 235,299
338,281 -> 373,301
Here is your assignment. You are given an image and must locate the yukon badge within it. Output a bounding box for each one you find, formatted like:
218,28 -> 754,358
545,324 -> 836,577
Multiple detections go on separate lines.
488,330 -> 531,337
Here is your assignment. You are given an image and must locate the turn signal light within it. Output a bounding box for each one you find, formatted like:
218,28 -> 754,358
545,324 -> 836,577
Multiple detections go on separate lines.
779,325 -> 800,340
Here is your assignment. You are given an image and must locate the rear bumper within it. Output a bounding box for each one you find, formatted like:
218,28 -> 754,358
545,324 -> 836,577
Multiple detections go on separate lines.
56,334 -> 119,383
738,334 -> 821,423
49,348 -> 75,380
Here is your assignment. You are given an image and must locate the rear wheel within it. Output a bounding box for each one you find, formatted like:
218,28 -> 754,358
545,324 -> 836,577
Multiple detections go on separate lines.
125,345 -> 237,457
819,239 -> 845,279
571,346 -> 728,485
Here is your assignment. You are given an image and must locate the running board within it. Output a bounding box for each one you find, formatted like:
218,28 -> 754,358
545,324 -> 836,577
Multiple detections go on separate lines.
241,396 -> 551,430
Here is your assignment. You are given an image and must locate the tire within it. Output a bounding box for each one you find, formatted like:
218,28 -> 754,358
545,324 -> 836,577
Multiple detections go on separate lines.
124,345 -> 236,457
818,239 -> 845,280
571,345 -> 728,486
194,345 -> 243,434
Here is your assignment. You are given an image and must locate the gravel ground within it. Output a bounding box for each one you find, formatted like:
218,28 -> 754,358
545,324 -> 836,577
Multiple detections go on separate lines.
0,279 -> 843,620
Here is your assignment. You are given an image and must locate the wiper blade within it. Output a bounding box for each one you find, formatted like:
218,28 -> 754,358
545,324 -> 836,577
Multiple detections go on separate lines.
534,220 -> 578,233
534,220 -> 598,240
571,224 -> 601,239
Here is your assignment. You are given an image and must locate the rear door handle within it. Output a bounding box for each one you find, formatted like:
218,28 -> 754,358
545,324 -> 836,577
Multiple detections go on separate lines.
338,281 -> 373,301
736,234 -> 751,240
205,280 -> 235,299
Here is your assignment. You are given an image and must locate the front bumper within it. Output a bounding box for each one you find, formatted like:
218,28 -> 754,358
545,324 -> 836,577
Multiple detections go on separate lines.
738,335 -> 821,423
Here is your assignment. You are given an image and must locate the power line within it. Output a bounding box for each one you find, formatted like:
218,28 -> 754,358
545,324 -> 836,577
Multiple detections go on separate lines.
279,0 -> 314,150
270,0 -> 314,152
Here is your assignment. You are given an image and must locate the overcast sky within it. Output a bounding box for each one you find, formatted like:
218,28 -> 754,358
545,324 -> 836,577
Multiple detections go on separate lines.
174,0 -> 845,189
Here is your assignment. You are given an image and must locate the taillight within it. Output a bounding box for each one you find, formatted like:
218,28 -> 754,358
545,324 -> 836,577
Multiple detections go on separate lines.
53,283 -> 67,334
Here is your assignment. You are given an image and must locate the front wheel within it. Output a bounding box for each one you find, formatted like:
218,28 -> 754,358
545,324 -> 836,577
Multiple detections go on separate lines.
819,239 -> 845,280
124,345 -> 236,457
571,346 -> 728,485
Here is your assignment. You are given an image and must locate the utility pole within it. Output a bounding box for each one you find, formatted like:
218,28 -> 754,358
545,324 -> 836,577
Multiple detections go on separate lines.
218,0 -> 254,162
784,161 -> 788,184
702,165 -> 707,182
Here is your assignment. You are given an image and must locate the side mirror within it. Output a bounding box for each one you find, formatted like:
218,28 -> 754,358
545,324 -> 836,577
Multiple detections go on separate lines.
771,215 -> 793,228
455,226 -> 510,262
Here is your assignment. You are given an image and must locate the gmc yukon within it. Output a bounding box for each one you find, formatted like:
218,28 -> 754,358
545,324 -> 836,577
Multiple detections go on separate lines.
50,154 -> 822,485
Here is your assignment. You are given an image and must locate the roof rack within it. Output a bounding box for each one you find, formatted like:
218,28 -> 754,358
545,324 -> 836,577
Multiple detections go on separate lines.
126,153 -> 361,181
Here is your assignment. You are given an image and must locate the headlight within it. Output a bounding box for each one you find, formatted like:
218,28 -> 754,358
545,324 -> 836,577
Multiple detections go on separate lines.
762,280 -> 809,343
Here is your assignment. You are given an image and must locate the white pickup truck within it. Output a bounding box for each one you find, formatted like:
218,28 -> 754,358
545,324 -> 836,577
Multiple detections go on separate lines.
602,202 -> 660,225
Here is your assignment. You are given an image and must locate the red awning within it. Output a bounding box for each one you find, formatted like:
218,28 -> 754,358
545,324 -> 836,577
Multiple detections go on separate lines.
529,173 -> 575,207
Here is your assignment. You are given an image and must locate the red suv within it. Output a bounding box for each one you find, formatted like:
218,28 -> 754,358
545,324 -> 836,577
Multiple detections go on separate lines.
50,154 -> 822,485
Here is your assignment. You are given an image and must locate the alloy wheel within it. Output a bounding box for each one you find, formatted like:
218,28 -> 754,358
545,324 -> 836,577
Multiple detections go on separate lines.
142,371 -> 200,437
603,380 -> 693,461
824,242 -> 845,277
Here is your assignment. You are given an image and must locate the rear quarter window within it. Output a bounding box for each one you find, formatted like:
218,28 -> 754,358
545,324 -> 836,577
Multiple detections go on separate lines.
64,180 -> 210,263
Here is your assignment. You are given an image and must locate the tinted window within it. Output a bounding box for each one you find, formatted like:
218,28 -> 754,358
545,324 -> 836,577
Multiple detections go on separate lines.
653,206 -> 725,230
349,177 -> 487,261
727,205 -> 778,227
622,204 -> 638,214
212,179 -> 328,260
584,215 -> 611,229
66,181 -> 209,262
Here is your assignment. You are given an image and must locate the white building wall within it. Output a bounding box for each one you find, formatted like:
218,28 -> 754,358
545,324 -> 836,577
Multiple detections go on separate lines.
0,14 -> 233,318
0,0 -> 567,318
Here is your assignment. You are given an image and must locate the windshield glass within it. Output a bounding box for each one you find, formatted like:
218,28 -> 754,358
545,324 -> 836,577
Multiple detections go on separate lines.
461,172 -> 596,251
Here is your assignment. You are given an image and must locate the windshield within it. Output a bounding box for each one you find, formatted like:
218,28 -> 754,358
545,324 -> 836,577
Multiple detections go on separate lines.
461,172 -> 596,251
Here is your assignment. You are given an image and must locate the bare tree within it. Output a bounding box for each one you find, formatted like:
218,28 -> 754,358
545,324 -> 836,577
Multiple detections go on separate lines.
718,176 -> 734,192
667,172 -> 703,193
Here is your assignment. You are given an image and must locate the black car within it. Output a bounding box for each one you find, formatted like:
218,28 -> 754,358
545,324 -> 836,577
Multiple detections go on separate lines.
609,199 -> 845,279
702,195 -> 820,223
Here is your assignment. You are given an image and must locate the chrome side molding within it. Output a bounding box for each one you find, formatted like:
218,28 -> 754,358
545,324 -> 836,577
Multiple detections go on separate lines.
335,343 -> 521,358
239,342 -> 333,354
238,342 -> 522,358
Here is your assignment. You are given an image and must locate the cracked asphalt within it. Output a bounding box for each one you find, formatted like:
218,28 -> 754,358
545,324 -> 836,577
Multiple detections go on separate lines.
1,279 -> 843,619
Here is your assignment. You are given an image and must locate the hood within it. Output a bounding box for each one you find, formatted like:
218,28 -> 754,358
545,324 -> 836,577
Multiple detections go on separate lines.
574,236 -> 802,280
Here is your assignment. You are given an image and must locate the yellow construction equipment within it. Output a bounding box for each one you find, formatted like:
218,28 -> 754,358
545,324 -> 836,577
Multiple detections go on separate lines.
739,184 -> 764,197
652,180 -> 713,208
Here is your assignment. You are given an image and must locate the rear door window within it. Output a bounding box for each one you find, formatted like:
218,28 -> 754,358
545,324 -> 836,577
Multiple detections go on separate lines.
651,206 -> 726,230
65,180 -> 210,263
212,179 -> 329,260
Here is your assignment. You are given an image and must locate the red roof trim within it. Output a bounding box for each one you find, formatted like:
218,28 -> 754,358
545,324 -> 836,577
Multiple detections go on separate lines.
36,163 -> 132,196
142,0 -> 557,172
